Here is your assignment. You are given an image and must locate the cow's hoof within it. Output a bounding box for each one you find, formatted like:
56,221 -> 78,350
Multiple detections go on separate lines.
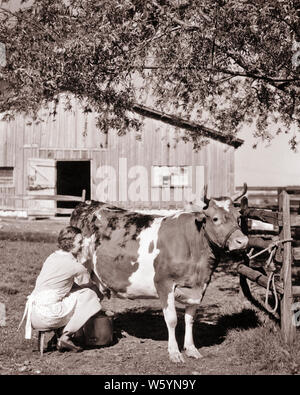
184,346 -> 203,359
169,351 -> 185,363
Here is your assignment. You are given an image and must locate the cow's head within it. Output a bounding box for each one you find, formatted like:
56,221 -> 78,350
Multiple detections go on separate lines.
198,183 -> 248,252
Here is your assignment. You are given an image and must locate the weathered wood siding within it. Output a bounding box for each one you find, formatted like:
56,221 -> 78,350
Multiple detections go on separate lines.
0,97 -> 236,211
92,118 -> 235,208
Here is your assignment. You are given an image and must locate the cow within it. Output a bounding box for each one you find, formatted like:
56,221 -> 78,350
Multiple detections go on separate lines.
70,185 -> 248,363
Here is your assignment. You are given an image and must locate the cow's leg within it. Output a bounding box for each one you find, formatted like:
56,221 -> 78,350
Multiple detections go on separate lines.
161,287 -> 185,363
183,305 -> 203,359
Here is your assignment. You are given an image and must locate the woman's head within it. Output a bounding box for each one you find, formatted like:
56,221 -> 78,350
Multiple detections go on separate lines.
58,226 -> 83,255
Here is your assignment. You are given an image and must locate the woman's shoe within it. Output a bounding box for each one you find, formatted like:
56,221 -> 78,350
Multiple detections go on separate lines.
57,332 -> 83,352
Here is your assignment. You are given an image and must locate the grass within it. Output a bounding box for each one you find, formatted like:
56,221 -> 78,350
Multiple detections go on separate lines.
0,241 -> 56,369
216,300 -> 300,375
1,239 -> 300,375
224,325 -> 300,374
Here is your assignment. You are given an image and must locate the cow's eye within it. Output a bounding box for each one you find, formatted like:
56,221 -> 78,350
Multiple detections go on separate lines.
213,217 -> 219,222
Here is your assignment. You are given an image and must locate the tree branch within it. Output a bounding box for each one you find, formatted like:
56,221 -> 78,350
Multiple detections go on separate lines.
0,6 -> 61,41
142,63 -> 300,87
150,0 -> 299,95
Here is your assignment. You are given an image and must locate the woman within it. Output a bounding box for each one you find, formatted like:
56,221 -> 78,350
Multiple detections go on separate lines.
19,226 -> 102,352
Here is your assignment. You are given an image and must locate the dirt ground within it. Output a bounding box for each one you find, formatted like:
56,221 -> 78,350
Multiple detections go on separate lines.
1,217 -> 300,376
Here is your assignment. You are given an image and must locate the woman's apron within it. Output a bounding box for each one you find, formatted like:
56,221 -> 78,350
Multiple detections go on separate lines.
18,289 -> 77,339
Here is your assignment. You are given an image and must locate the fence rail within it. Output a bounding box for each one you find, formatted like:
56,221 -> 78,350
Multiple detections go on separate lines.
0,194 -> 84,201
0,190 -> 86,217
236,185 -> 300,211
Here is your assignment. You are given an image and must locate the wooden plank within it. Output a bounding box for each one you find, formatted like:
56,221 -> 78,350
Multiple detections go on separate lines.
247,203 -> 279,210
293,247 -> 300,261
55,208 -> 74,214
289,196 -> 300,201
248,197 -> 278,203
243,208 -> 281,226
236,186 -> 300,193
0,194 -> 83,201
16,115 -> 25,200
246,193 -> 278,199
26,195 -> 83,201
0,194 -> 24,200
228,147 -> 234,195
236,263 -> 284,295
278,186 -> 300,194
0,205 -> 27,212
290,214 -> 300,227
236,186 -> 278,191
279,191 -> 296,345
292,286 -> 300,297
27,209 -> 56,216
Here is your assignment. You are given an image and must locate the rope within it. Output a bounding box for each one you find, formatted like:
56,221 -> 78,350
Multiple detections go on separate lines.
246,238 -> 293,314
265,272 -> 279,313
264,248 -> 279,313
246,238 -> 293,261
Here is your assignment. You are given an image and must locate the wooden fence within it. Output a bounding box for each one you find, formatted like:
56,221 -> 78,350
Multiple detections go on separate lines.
235,186 -> 300,345
0,190 -> 86,217
236,185 -> 300,212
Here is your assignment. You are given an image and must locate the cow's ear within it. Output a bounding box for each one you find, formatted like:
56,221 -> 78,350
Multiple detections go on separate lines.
195,212 -> 206,231
240,196 -> 249,214
184,199 -> 205,212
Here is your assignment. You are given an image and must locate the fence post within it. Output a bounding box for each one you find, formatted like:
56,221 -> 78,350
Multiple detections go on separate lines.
279,190 -> 296,345
81,189 -> 86,202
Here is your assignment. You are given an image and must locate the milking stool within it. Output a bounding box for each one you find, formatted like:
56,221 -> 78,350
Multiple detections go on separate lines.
37,328 -> 63,356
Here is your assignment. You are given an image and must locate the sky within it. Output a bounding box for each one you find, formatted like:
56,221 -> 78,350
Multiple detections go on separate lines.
235,125 -> 300,188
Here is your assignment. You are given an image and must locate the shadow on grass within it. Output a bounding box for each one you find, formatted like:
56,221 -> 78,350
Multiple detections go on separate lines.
113,307 -> 260,350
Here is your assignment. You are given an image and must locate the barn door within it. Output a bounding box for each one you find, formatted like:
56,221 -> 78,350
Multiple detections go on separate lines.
27,158 -> 56,216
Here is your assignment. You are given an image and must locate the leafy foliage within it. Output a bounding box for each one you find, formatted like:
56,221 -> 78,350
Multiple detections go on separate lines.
0,0 -> 300,148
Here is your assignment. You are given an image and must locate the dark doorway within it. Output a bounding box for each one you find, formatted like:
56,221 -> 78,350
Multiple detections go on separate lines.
56,161 -> 91,212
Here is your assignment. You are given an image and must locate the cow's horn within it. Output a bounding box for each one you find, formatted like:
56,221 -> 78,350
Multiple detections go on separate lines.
203,185 -> 210,206
231,182 -> 247,202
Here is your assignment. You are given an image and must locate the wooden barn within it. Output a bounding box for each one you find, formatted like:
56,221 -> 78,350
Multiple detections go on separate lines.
0,96 -> 243,217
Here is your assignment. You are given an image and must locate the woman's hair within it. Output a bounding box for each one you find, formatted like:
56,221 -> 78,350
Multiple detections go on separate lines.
57,226 -> 82,252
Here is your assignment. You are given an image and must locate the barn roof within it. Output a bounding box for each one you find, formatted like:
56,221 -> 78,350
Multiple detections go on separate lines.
132,103 -> 244,149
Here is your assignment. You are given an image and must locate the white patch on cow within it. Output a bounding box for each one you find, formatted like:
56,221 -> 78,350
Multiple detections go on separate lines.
213,199 -> 231,212
78,234 -> 109,294
124,217 -> 165,298
91,250 -> 109,294
86,234 -> 110,293
77,235 -> 95,266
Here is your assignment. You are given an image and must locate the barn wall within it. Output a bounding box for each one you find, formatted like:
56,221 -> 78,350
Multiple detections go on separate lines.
0,97 -> 236,212
0,97 -> 106,211
0,113 -> 20,210
91,117 -> 235,208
